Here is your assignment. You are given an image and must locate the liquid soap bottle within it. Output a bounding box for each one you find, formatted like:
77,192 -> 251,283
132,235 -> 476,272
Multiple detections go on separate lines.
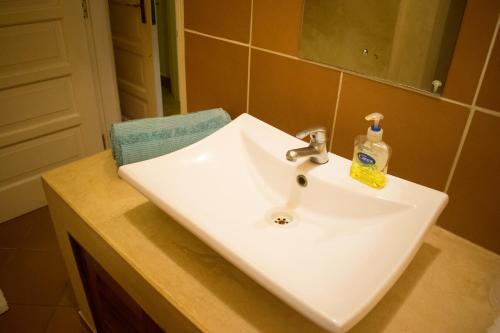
349,113 -> 392,189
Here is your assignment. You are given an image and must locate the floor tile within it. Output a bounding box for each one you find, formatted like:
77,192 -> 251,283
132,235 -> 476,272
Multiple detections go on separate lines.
0,249 -> 68,305
0,304 -> 55,333
19,207 -> 59,251
58,282 -> 77,308
45,307 -> 89,333
0,211 -> 35,249
0,249 -> 15,270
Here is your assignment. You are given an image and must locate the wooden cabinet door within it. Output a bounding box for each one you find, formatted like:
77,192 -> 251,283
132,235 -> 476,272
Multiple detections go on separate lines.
73,241 -> 164,333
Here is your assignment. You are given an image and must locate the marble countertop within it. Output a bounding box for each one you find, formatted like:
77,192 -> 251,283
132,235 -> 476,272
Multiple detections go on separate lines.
42,151 -> 500,333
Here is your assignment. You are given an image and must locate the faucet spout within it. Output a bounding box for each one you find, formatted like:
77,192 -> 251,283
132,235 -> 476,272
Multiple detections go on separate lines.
286,127 -> 329,164
286,146 -> 320,162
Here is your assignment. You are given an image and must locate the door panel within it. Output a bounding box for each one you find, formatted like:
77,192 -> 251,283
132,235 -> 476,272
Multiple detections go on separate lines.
0,0 -> 62,27
0,0 -> 103,222
109,0 -> 162,119
0,128 -> 84,221
0,77 -> 73,127
0,128 -> 83,183
0,21 -> 67,73
108,3 -> 142,43
114,49 -> 148,94
118,91 -> 149,120
0,77 -> 81,146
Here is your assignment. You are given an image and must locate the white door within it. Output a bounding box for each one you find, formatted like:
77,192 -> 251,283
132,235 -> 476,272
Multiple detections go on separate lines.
108,0 -> 163,119
0,0 -> 104,222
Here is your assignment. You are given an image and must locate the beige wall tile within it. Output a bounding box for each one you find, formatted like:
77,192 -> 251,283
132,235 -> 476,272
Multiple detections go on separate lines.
249,50 -> 340,136
185,32 -> 248,119
184,0 -> 251,43
443,0 -> 500,104
332,74 -> 468,190
439,112 -> 500,254
252,0 -> 304,56
182,2 -> 498,251
477,31 -> 500,112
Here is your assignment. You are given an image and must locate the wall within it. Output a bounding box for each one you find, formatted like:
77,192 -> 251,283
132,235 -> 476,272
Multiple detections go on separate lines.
183,0 -> 500,254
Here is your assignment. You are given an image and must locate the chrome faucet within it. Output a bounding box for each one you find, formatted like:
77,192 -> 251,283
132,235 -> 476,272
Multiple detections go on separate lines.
286,127 -> 329,164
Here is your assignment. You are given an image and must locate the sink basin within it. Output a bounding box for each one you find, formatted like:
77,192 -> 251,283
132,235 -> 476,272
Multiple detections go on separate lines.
118,114 -> 448,332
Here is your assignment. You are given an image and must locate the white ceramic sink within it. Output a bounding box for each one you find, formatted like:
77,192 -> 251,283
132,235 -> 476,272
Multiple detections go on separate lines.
118,114 -> 448,332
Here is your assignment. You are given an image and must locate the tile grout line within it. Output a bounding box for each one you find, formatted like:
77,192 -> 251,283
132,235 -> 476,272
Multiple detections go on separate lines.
439,97 -> 471,109
245,0 -> 254,114
471,13 -> 500,107
43,304 -> 57,333
251,45 -> 300,61
475,106 -> 500,117
184,28 -> 480,111
444,109 -> 473,193
444,14 -> 500,193
329,72 -> 343,152
186,21 -> 500,188
184,29 -> 249,47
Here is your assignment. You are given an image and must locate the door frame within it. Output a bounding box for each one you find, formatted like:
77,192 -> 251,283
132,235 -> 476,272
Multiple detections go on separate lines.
85,0 -> 187,143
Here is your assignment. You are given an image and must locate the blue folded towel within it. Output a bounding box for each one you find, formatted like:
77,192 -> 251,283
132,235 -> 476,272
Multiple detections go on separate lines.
111,108 -> 231,167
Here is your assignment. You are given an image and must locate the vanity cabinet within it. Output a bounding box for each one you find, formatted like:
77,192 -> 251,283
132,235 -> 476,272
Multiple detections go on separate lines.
72,239 -> 164,333
42,151 -> 500,333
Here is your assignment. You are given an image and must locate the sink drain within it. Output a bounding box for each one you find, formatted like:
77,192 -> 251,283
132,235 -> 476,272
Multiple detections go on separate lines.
274,216 -> 291,225
270,211 -> 294,225
296,174 -> 308,187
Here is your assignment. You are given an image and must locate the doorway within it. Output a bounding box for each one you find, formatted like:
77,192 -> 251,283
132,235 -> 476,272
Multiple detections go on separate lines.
156,0 -> 181,117
107,0 -> 181,120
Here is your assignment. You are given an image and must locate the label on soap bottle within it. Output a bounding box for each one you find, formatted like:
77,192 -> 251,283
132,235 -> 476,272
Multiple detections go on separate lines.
357,152 -> 376,165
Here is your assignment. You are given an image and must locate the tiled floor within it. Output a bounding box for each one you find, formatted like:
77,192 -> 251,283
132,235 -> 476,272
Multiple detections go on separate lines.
0,207 -> 89,332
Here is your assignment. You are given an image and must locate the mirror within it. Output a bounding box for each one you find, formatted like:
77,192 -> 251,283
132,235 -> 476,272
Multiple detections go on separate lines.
299,0 -> 467,94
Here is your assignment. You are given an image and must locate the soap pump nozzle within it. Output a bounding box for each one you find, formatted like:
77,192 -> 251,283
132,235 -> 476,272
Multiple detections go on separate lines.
365,113 -> 384,142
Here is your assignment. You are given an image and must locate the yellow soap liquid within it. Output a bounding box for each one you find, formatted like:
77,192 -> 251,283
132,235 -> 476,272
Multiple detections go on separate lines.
350,160 -> 386,189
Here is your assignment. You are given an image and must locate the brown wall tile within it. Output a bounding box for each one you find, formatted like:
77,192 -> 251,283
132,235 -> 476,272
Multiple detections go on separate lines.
185,33 -> 248,119
252,0 -> 304,56
184,0 -> 251,43
182,2 -> 498,251
249,50 -> 340,136
477,31 -> 500,112
332,75 -> 468,190
443,0 -> 500,104
439,112 -> 500,254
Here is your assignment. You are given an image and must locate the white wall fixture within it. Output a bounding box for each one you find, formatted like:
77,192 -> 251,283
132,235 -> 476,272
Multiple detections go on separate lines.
119,114 -> 448,332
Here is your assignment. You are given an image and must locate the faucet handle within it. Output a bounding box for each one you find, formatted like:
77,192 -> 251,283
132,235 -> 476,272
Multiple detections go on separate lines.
295,127 -> 327,143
